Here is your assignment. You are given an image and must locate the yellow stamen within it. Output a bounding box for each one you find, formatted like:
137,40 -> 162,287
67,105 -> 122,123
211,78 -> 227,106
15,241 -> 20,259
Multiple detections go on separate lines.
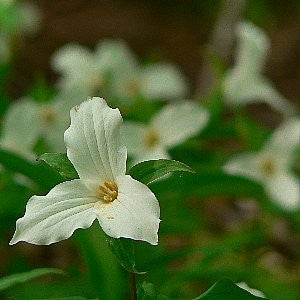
98,181 -> 118,203
261,158 -> 276,177
41,108 -> 56,124
144,131 -> 159,148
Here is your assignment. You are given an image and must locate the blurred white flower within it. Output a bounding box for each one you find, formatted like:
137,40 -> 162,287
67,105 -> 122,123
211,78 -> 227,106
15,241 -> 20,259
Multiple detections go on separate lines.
18,2 -> 41,35
10,98 -> 160,245
223,21 -> 294,114
52,40 -> 188,100
0,0 -> 41,62
51,44 -> 109,94
0,89 -> 86,158
121,101 -> 209,163
237,282 -> 265,298
105,40 -> 189,100
224,118 -> 300,210
37,89 -> 88,152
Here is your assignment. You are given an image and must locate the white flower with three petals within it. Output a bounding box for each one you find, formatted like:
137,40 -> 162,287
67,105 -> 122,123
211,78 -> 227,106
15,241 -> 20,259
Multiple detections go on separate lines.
121,101 -> 209,164
223,21 -> 294,115
10,97 -> 161,246
224,118 -> 300,210
105,40 -> 189,101
0,89 -> 87,158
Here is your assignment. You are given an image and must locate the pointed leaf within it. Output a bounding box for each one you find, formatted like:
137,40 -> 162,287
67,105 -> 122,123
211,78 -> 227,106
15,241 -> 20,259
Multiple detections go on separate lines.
39,153 -> 78,180
0,149 -> 62,190
194,279 -> 266,299
128,159 -> 194,185
0,268 -> 65,291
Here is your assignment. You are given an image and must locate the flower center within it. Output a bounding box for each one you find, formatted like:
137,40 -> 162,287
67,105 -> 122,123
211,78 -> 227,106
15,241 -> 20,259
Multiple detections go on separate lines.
261,158 -> 276,177
144,130 -> 159,148
98,181 -> 118,203
41,108 -> 56,124
85,74 -> 103,91
127,79 -> 140,96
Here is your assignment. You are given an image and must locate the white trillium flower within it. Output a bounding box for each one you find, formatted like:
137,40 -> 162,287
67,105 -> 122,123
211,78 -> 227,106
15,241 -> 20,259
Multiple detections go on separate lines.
105,40 -> 189,100
0,90 -> 86,158
51,44 -> 107,94
10,97 -> 160,246
223,21 -> 294,114
237,282 -> 266,298
224,118 -> 300,210
121,101 -> 209,164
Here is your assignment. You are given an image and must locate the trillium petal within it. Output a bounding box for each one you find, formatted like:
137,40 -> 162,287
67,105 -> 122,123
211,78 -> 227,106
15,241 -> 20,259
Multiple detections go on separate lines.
64,97 -> 127,183
0,98 -> 40,159
95,175 -> 160,245
223,153 -> 262,182
51,44 -> 93,74
151,102 -> 209,148
235,21 -> 270,74
10,180 -> 98,245
264,118 -> 300,157
120,122 -> 147,155
265,172 -> 300,211
141,63 -> 188,100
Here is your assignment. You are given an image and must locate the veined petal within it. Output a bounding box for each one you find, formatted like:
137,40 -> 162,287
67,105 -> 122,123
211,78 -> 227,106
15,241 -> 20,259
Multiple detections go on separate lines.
0,98 -> 40,159
10,180 -> 98,245
265,172 -> 300,211
120,122 -> 147,155
95,175 -> 160,245
151,102 -> 209,148
140,63 -> 188,100
64,97 -> 127,184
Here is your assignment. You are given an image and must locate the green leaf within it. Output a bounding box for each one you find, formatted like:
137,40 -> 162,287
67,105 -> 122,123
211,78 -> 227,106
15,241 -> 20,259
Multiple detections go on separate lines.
106,237 -> 146,274
75,225 -> 125,300
194,279 -> 266,299
39,153 -> 78,180
128,159 -> 195,185
0,149 -> 63,190
137,282 -> 169,299
0,268 -> 65,291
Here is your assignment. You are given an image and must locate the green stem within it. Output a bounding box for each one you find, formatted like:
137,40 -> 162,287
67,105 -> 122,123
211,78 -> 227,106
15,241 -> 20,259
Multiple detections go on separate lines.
130,272 -> 137,300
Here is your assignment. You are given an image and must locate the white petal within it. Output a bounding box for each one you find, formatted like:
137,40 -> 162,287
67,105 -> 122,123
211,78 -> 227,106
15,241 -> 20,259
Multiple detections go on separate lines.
64,97 -> 127,184
97,40 -> 139,99
140,63 -> 188,100
10,180 -> 98,245
223,153 -> 262,182
151,101 -> 209,147
95,175 -> 160,245
264,118 -> 300,157
265,172 -> 300,211
237,282 -> 266,298
0,98 -> 40,159
120,122 -> 147,155
40,89 -> 89,152
51,44 -> 93,74
223,73 -> 294,114
235,21 -> 270,74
